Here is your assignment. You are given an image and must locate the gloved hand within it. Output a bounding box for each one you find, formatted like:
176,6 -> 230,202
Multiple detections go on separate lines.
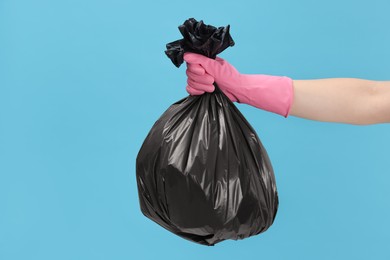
184,52 -> 294,118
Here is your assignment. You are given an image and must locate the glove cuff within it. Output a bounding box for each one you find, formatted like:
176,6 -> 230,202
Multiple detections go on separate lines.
237,74 -> 294,118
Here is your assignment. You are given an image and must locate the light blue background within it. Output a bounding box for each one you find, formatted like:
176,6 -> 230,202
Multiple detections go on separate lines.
1,0 -> 389,259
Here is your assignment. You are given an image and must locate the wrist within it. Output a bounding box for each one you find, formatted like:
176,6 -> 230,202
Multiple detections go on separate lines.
236,74 -> 294,117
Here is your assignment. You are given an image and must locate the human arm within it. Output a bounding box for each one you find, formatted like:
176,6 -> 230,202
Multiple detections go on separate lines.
184,53 -> 390,125
290,78 -> 390,125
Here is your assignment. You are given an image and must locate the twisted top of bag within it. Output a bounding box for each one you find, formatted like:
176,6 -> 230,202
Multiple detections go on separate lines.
165,18 -> 235,68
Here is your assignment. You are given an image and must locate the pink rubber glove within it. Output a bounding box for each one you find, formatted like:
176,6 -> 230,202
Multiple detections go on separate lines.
184,52 -> 294,118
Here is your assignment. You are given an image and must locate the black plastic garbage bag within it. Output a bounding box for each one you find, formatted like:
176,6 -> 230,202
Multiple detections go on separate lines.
136,18 -> 279,246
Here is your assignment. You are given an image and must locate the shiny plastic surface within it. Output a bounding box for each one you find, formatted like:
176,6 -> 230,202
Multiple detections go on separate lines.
165,18 -> 234,67
136,18 -> 279,246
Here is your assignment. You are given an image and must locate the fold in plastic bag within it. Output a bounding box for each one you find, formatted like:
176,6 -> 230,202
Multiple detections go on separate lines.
136,18 -> 279,246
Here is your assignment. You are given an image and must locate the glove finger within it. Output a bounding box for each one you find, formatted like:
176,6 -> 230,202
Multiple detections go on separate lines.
186,63 -> 205,75
186,85 -> 205,95
183,52 -> 207,63
186,69 -> 214,85
184,52 -> 218,76
187,78 -> 215,93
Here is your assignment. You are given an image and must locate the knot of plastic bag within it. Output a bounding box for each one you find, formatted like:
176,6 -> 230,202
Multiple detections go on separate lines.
165,18 -> 235,68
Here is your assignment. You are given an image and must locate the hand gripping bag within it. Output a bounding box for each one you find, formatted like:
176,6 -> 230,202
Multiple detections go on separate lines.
136,18 -> 279,246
